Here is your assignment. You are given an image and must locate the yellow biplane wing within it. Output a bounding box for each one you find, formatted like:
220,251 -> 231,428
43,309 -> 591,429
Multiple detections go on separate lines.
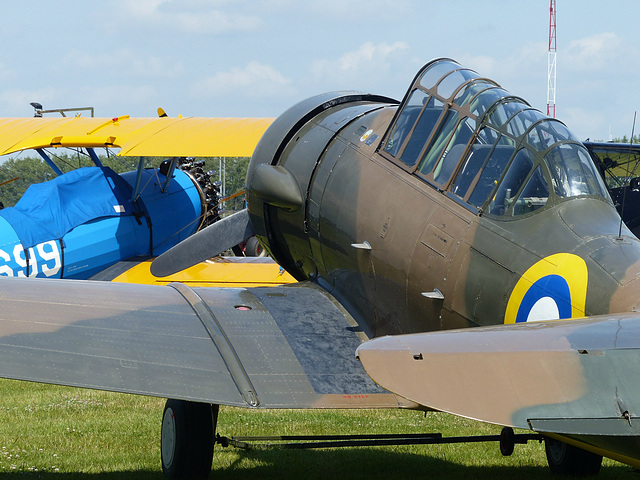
92,256 -> 296,288
0,116 -> 274,157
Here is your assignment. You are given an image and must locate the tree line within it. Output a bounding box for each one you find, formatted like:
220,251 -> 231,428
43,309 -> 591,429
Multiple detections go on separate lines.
611,134 -> 640,144
3,133 -> 640,209
0,151 -> 249,210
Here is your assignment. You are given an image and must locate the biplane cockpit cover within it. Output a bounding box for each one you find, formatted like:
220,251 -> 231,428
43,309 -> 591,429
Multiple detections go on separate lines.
0,167 -> 132,248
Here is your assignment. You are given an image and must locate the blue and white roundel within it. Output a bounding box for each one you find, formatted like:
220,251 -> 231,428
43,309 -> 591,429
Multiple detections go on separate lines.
505,253 -> 588,324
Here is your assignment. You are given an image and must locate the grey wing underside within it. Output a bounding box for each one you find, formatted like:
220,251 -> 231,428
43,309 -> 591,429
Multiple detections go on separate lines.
0,277 -> 406,409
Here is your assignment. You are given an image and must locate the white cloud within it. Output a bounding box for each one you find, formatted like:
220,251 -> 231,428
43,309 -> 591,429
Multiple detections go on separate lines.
564,32 -> 623,71
194,61 -> 292,98
121,0 -> 165,16
0,88 -> 58,116
66,49 -> 184,79
0,62 -> 14,81
342,42 -> 409,71
456,55 -> 498,79
551,32 -> 637,138
0,85 -> 160,118
457,42 -> 549,112
561,106 -> 605,141
272,0 -> 413,20
112,0 -> 262,34
74,85 -> 160,116
449,34 -> 637,141
461,42 -> 546,85
311,42 -> 411,87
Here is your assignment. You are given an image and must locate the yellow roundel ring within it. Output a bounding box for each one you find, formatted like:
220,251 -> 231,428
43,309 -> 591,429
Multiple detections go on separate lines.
504,253 -> 587,324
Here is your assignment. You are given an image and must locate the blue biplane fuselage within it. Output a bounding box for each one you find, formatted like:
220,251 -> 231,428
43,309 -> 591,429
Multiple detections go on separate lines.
0,160 -> 206,279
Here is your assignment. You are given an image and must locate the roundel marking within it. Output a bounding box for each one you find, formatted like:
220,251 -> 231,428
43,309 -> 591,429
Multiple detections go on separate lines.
360,129 -> 374,142
505,253 -> 587,324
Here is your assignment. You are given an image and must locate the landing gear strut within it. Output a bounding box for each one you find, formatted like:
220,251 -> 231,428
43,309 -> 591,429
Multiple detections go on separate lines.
159,405 -> 602,479
161,399 -> 219,480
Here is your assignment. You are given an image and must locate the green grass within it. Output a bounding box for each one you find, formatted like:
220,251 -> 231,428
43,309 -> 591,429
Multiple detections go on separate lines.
0,379 -> 633,478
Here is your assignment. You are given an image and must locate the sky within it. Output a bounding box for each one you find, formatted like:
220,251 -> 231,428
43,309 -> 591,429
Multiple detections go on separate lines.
0,0 -> 638,142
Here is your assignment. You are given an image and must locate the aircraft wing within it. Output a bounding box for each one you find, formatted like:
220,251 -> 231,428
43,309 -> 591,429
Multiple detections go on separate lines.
0,116 -> 274,157
0,276 -> 406,409
357,315 -> 640,436
90,256 -> 297,288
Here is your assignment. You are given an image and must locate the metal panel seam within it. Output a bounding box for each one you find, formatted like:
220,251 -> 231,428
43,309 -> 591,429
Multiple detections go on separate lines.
168,282 -> 259,407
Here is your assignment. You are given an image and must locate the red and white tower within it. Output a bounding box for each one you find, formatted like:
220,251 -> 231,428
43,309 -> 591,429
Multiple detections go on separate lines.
547,0 -> 557,117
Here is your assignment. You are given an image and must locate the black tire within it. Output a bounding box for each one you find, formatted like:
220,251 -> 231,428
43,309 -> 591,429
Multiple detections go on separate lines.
161,399 -> 219,479
544,437 -> 602,476
244,236 -> 264,257
499,427 -> 515,456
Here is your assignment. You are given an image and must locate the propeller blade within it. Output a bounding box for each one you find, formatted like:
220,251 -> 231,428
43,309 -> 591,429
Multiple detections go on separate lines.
150,208 -> 254,277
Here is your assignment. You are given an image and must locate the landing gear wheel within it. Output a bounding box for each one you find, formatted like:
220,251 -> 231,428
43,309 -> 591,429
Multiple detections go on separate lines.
499,427 -> 515,456
161,399 -> 219,479
245,236 -> 264,257
544,437 -> 602,476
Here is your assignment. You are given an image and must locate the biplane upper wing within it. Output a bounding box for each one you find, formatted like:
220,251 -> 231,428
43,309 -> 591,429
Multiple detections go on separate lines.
0,116 -> 274,157
0,276 -> 406,409
357,316 -> 640,437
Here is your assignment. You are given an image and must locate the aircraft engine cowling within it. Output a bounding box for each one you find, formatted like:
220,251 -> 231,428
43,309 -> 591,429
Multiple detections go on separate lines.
171,157 -> 222,229
118,165 -> 210,256
246,91 -> 398,282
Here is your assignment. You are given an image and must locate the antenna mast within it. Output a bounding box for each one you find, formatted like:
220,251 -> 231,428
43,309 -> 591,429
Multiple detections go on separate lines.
547,0 -> 557,118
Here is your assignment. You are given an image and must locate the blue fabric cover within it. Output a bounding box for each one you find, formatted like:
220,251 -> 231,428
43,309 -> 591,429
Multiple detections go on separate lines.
0,167 -> 133,248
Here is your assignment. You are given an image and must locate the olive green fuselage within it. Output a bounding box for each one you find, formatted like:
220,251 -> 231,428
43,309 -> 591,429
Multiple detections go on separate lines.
244,57 -> 640,470
247,97 -> 640,339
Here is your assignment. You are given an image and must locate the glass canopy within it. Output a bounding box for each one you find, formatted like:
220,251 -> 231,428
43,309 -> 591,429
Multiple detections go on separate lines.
381,58 -> 609,217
